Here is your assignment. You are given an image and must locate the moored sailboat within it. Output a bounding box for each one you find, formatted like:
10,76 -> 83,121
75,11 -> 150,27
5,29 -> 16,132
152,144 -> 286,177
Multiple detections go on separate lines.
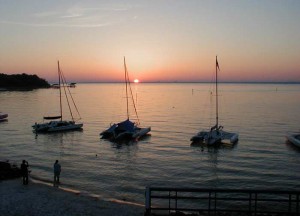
0,112 -> 8,121
191,56 -> 238,146
100,57 -> 151,142
286,133 -> 300,148
32,61 -> 83,133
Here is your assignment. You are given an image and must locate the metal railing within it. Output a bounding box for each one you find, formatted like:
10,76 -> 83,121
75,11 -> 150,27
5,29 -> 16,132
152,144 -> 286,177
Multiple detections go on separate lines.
145,187 -> 300,215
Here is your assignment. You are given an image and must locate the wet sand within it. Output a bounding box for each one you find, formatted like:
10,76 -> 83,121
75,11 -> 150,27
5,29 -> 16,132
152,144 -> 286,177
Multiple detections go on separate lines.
0,178 -> 144,216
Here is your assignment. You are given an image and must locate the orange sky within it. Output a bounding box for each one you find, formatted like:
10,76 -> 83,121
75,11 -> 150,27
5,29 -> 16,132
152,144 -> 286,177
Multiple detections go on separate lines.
0,1 -> 300,83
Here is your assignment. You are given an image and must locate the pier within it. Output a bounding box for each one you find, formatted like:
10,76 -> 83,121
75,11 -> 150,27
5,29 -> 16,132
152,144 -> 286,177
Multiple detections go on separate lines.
145,187 -> 300,215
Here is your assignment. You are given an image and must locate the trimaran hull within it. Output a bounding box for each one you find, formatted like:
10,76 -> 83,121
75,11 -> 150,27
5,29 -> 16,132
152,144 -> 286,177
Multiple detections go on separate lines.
286,134 -> 300,148
0,113 -> 8,121
33,121 -> 83,133
115,127 -> 151,142
191,130 -> 238,146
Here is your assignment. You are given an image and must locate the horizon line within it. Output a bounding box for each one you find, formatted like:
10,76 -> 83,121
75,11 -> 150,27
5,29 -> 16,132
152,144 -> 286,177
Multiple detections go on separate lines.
49,81 -> 300,84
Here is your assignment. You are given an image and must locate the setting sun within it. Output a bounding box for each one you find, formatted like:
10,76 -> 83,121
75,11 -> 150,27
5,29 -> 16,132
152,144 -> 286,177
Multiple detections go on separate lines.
134,79 -> 139,83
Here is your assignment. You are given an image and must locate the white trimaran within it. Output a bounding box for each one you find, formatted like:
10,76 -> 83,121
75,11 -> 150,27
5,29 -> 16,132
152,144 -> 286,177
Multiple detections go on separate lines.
32,61 -> 83,133
191,56 -> 238,146
100,57 -> 151,142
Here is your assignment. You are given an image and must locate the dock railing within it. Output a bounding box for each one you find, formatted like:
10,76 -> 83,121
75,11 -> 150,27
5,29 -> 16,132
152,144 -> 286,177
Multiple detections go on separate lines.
145,187 -> 300,215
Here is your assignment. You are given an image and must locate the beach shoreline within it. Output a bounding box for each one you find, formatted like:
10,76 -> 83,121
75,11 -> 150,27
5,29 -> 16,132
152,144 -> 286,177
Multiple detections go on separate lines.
0,178 -> 145,216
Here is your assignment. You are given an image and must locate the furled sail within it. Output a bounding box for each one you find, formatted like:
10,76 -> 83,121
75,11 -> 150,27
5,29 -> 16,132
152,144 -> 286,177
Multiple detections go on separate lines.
43,116 -> 62,120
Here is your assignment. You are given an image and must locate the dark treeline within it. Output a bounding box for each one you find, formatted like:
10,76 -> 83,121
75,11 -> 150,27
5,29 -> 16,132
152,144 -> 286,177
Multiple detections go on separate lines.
0,73 -> 50,90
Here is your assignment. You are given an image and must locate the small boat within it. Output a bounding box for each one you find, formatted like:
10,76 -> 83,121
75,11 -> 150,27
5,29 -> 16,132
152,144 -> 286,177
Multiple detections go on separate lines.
286,134 -> 300,148
0,112 -> 8,121
100,57 -> 151,142
69,83 -> 76,87
32,61 -> 83,133
191,56 -> 238,146
50,84 -> 60,89
51,83 -> 76,88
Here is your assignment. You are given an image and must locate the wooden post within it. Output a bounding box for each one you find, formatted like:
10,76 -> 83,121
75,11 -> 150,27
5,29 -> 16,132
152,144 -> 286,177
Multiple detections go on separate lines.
145,187 -> 151,216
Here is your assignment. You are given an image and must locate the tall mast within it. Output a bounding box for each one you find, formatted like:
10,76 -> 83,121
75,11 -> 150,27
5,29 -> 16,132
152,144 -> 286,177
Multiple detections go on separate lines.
216,56 -> 219,128
58,61 -> 62,121
124,57 -> 129,119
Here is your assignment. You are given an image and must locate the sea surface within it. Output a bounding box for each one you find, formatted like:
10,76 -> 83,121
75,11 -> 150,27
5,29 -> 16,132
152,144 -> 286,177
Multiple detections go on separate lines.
1,83 -> 300,204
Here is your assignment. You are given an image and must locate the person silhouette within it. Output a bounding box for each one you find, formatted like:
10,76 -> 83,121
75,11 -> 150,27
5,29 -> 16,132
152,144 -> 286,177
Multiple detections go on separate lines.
53,160 -> 61,186
21,160 -> 29,185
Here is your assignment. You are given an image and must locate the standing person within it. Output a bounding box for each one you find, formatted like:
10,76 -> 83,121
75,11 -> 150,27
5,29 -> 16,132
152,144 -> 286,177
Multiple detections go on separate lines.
20,160 -> 29,185
53,160 -> 61,186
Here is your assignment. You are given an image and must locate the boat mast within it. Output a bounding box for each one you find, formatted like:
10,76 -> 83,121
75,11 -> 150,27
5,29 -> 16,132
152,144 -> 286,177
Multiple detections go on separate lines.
124,57 -> 129,119
216,56 -> 219,129
58,61 -> 62,121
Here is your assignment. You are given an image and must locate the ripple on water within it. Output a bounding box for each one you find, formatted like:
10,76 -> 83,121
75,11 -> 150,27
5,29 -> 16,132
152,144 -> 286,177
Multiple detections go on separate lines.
1,83 -> 300,202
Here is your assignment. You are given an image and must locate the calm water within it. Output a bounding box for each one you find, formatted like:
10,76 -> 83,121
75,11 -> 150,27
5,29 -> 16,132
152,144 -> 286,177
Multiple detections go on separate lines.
1,83 -> 300,204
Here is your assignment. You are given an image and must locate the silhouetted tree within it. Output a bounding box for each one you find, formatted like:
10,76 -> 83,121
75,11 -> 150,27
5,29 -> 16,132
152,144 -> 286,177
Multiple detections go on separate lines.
0,73 -> 50,90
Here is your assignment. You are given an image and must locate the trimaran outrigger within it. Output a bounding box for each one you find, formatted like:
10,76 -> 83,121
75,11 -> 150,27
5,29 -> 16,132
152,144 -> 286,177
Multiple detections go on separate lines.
191,56 -> 238,146
0,112 -> 8,121
286,133 -> 300,148
100,57 -> 151,142
32,61 -> 83,133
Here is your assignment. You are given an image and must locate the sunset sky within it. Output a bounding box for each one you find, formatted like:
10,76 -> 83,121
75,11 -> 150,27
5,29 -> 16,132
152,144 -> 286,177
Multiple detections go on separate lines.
0,0 -> 299,83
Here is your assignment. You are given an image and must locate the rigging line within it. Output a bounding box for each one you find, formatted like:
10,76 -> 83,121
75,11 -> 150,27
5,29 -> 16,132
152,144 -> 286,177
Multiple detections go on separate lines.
124,58 -> 140,125
216,55 -> 219,128
209,87 -> 213,129
124,57 -> 129,119
58,61 -> 63,121
127,69 -> 140,125
60,67 -> 74,122
60,71 -> 81,120
206,61 -> 215,130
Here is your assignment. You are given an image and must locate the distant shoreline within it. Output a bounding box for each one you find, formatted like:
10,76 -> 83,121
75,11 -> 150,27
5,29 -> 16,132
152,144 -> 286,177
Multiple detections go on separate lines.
0,73 -> 50,91
48,81 -> 300,84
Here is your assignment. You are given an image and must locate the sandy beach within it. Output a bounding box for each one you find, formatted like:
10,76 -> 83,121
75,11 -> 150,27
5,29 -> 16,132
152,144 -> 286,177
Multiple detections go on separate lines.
0,178 -> 145,216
